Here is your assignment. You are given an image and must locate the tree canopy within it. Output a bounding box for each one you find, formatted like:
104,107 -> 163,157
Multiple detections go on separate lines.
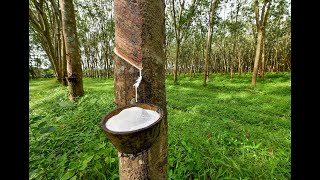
29,0 -> 291,83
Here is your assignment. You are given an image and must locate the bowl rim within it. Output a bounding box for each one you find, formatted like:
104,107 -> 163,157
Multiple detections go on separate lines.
100,103 -> 163,135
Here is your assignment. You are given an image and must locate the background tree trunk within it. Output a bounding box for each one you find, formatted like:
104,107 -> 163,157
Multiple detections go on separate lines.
251,0 -> 271,87
261,31 -> 266,80
204,0 -> 220,86
60,0 -> 84,101
251,28 -> 263,87
61,29 -> 68,86
174,40 -> 180,83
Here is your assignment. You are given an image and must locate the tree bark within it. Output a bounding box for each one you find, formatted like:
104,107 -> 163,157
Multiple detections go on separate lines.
171,0 -> 181,84
60,0 -> 84,101
238,51 -> 242,76
61,29 -> 68,86
251,28 -> 263,87
51,0 -> 67,85
174,40 -> 180,83
261,31 -> 266,80
114,0 -> 167,178
203,1 -> 212,86
190,58 -> 194,80
251,0 -> 271,87
230,62 -> 233,79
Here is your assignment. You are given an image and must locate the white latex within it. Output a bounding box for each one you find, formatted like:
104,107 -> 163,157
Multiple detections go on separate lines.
133,69 -> 142,102
106,107 -> 160,132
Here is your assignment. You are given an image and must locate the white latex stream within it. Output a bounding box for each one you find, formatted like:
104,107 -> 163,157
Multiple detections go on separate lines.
133,69 -> 142,102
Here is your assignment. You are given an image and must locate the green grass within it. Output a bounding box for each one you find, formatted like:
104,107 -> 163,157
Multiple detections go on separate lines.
29,72 -> 291,179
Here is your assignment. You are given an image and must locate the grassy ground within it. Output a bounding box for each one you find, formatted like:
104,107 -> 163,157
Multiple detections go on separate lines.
29,72 -> 291,179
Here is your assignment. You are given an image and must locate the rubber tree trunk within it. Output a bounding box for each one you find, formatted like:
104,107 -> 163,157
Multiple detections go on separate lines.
251,0 -> 271,87
173,40 -> 180,83
189,58 -> 194,80
60,0 -> 84,101
114,0 -> 167,178
61,30 -> 68,86
204,0 -> 220,86
251,28 -> 263,87
238,52 -> 242,76
261,31 -> 266,80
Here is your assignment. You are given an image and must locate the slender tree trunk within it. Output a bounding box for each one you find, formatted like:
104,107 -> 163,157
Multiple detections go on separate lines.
261,31 -> 266,80
190,58 -> 194,80
85,60 -> 89,77
251,0 -> 271,86
114,0 -> 167,178
103,55 -> 107,78
50,0 -> 66,84
230,63 -> 233,79
223,56 -> 227,73
173,41 -> 179,83
60,0 -> 84,101
265,48 -> 269,73
238,52 -> 242,76
203,0 -> 220,86
61,29 -> 68,86
53,10 -> 63,83
275,51 -> 279,73
171,0 -> 179,84
164,32 -> 168,76
104,47 -> 110,78
282,38 -> 288,71
107,60 -> 110,78
203,25 -> 211,86
230,0 -> 240,78
251,28 -> 263,87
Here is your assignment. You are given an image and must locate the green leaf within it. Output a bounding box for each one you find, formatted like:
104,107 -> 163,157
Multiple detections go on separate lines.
181,141 -> 187,147
30,115 -> 44,124
40,126 -> 56,134
70,175 -> 77,180
94,162 -> 102,169
105,156 -> 116,164
60,170 -> 75,180
97,143 -> 106,149
254,143 -> 262,149
168,169 -> 173,178
231,159 -> 240,171
69,161 -> 81,170
104,156 -> 109,163
78,155 -> 93,171
83,155 -> 94,164
30,115 -> 43,121
79,162 -> 88,171
60,153 -> 68,161
112,174 -> 119,180
37,121 -> 47,128
29,169 -> 40,179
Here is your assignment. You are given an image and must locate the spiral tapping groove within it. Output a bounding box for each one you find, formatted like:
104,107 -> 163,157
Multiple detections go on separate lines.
114,0 -> 143,70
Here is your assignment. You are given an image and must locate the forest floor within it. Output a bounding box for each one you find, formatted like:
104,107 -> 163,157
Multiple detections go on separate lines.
29,72 -> 291,179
